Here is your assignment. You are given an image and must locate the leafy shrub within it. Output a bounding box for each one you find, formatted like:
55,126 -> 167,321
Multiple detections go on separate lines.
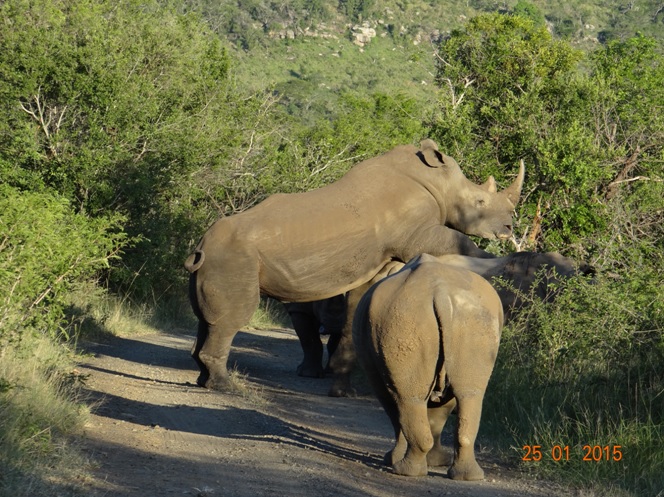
0,185 -> 128,345
429,13 -> 664,495
427,14 -> 663,258
0,0 -> 281,297
484,272 -> 663,496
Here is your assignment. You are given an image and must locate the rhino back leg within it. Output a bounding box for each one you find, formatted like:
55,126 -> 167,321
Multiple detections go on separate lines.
426,397 -> 456,467
443,326 -> 497,481
387,325 -> 439,476
191,254 -> 261,390
361,359 -> 406,467
392,399 -> 433,477
447,394 -> 485,481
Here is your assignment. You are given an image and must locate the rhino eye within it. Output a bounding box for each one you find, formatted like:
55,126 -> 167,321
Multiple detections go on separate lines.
477,198 -> 486,207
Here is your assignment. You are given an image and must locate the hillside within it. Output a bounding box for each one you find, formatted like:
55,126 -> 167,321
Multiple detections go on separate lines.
181,0 -> 664,120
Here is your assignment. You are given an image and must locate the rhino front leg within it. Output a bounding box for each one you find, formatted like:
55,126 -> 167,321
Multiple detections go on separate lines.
327,287 -> 364,397
426,397 -> 456,467
403,226 -> 495,260
447,394 -> 485,481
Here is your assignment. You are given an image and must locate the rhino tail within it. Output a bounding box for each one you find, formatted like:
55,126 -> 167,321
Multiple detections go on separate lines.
184,249 -> 205,273
429,292 -> 448,402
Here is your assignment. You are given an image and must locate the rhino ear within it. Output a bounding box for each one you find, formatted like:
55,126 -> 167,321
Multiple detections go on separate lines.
481,176 -> 497,193
419,139 -> 443,167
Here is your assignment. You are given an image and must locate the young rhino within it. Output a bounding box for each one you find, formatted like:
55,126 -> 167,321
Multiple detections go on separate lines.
353,253 -> 503,481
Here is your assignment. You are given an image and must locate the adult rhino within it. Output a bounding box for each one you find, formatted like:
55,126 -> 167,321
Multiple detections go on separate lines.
353,254 -> 504,480
185,139 -> 524,390
306,251 -> 592,395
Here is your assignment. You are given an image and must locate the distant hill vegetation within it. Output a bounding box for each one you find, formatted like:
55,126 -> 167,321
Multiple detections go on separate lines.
176,0 -> 664,120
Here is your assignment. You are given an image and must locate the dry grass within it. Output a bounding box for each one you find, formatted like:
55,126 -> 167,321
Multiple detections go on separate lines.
0,336 -> 91,497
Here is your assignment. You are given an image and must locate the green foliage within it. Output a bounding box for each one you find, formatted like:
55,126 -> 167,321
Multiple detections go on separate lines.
484,272 -> 663,496
427,14 -> 663,258
224,91 -> 425,200
338,0 -> 375,21
0,0 -> 282,297
428,13 -> 663,495
512,0 -> 545,26
0,185 -> 128,345
1,2 -> 663,494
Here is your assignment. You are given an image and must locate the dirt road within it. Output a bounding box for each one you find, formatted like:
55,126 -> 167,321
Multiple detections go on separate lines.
77,327 -> 568,496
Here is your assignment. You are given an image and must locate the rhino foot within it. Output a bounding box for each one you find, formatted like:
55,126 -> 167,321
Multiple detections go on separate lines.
296,362 -> 325,378
198,373 -> 232,391
447,460 -> 484,481
328,374 -> 353,397
393,456 -> 428,477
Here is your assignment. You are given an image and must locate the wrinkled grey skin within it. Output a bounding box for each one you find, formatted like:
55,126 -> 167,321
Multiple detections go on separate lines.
315,251 -> 592,395
185,139 -> 524,390
353,254 -> 504,480
283,295 -> 347,378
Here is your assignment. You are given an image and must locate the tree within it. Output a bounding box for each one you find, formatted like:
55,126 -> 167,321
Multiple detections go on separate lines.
0,0 -> 281,296
427,13 -> 606,251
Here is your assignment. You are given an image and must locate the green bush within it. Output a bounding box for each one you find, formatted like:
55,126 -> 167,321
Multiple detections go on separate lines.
0,0 -> 282,297
427,14 -> 663,256
428,13 -> 664,495
484,272 -> 663,496
0,185 -> 128,345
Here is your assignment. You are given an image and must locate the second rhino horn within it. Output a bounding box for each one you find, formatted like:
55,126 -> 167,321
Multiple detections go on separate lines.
500,159 -> 525,205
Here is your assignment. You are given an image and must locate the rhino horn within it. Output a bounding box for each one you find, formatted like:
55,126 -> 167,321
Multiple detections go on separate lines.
500,159 -> 525,205
481,176 -> 497,193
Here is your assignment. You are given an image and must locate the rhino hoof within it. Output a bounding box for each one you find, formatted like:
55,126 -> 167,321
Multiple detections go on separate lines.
393,457 -> 428,477
328,386 -> 349,397
199,374 -> 232,391
296,363 -> 325,378
196,373 -> 209,388
447,461 -> 484,481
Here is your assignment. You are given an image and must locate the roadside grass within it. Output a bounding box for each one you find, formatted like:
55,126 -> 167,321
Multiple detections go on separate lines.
66,280 -> 197,340
225,365 -> 271,409
0,335 -> 90,497
480,275 -> 664,497
249,297 -> 293,330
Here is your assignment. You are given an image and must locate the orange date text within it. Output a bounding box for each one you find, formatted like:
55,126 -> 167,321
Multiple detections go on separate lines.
522,445 -> 622,462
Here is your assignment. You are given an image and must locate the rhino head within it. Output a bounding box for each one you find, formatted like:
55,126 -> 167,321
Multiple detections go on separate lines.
419,139 -> 525,240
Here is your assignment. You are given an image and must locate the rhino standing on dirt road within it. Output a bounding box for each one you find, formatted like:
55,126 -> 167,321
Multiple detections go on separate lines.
185,139 -> 524,390
353,254 -> 504,480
